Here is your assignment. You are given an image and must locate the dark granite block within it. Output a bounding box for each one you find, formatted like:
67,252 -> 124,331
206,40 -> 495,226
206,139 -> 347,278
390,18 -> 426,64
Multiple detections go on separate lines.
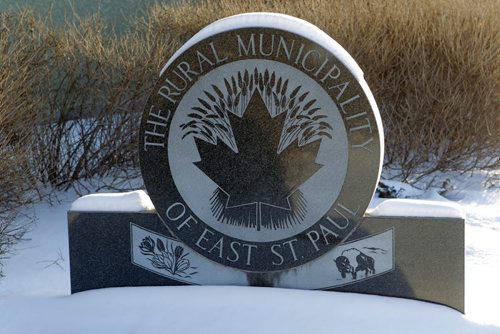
139,16 -> 384,272
68,12 -> 463,317
68,211 -> 464,312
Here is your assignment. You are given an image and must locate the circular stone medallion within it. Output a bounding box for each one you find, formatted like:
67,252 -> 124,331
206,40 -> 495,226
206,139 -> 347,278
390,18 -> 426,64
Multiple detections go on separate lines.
139,13 -> 383,272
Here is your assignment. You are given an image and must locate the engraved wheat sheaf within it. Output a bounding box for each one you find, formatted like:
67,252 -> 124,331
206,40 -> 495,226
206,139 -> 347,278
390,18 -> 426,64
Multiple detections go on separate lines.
180,68 -> 333,153
180,68 -> 334,230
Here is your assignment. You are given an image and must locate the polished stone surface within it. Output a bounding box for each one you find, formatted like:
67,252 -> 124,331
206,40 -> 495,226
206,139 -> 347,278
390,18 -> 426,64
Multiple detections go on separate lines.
68,13 -> 465,316
68,211 -> 464,312
139,25 -> 383,271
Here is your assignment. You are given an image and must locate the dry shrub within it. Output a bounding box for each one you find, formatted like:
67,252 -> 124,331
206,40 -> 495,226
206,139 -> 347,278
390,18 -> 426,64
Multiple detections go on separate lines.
0,11 -> 38,269
0,11 -> 39,199
1,0 -> 499,200
1,10 -> 180,192
37,19 -> 179,190
152,0 -> 500,182
0,9 -> 181,260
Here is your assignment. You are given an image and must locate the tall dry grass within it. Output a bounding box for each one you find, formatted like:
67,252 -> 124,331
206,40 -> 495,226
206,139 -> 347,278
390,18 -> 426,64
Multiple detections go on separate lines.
0,0 -> 499,207
0,10 -> 39,270
153,0 -> 500,181
1,9 -> 179,190
0,9 -> 180,262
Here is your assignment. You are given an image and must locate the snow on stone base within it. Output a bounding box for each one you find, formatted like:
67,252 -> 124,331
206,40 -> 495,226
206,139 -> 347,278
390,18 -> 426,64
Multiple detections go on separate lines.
69,189 -> 465,219
70,190 -> 155,212
366,198 -> 465,219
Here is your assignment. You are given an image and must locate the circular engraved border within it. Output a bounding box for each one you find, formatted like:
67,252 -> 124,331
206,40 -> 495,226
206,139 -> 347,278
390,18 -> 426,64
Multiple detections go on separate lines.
140,24 -> 382,272
168,59 -> 349,242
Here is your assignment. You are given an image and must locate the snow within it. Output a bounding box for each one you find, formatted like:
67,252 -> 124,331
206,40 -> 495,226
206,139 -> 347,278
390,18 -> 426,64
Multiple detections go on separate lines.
2,286 -> 499,334
68,186 -> 465,219
0,170 -> 499,333
368,178 -> 466,218
70,190 -> 155,212
367,198 -> 465,218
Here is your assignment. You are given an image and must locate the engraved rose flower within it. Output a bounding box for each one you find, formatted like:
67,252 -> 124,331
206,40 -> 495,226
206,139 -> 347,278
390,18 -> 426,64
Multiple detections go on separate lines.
139,236 -> 155,255
139,236 -> 198,278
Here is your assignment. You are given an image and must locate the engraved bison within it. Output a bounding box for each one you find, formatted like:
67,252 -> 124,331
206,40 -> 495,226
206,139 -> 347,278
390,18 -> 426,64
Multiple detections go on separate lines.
335,248 -> 375,280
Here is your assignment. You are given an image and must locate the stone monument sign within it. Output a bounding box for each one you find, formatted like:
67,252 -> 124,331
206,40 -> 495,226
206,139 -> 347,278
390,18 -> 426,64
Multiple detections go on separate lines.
68,13 -> 464,313
139,12 -> 383,272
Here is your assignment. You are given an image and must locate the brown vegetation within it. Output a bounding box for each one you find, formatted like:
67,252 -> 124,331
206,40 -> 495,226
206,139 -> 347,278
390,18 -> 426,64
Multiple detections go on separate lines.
155,0 -> 500,181
0,11 -> 38,271
0,9 -> 179,263
0,0 -> 498,255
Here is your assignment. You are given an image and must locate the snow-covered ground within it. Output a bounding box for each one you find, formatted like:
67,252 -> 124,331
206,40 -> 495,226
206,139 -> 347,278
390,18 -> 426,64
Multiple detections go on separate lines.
0,170 -> 498,334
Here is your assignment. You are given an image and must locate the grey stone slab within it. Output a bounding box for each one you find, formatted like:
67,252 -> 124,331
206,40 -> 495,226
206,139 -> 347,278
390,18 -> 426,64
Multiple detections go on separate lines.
67,212 -> 186,291
68,211 -> 464,312
337,216 -> 464,312
68,13 -> 463,317
139,20 -> 383,272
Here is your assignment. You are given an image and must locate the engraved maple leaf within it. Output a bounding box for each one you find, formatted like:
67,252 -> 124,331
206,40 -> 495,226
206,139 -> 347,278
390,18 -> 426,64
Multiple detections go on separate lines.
194,91 -> 323,210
